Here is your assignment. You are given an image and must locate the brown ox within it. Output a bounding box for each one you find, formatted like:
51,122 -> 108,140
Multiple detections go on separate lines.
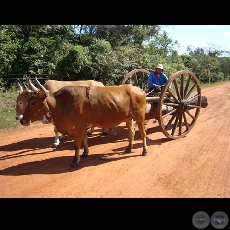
20,79 -> 148,167
16,79 -> 110,148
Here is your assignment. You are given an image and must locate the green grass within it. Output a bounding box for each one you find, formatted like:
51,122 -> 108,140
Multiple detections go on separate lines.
200,80 -> 230,89
0,90 -> 22,131
0,80 -> 230,132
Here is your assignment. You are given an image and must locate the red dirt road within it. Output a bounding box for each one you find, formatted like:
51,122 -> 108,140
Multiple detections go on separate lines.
0,83 -> 230,198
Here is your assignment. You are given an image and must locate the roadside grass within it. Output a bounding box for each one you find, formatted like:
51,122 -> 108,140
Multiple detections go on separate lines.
0,90 -> 22,131
200,80 -> 230,89
0,80 -> 229,132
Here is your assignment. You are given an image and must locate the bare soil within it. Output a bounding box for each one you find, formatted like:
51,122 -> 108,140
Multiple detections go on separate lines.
1,83 -> 230,198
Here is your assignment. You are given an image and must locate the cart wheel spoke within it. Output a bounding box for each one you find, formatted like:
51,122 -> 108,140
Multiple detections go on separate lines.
182,112 -> 189,131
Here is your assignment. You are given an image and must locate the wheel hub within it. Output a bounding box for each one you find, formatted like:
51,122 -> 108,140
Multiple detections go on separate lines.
179,100 -> 190,112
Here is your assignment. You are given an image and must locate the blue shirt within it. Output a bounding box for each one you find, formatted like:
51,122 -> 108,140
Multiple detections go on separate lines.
148,71 -> 168,88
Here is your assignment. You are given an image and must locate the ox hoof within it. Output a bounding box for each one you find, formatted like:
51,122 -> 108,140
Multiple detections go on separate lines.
59,136 -> 66,141
71,162 -> 79,167
142,150 -> 147,156
102,132 -> 109,136
81,152 -> 89,157
87,133 -> 93,137
52,144 -> 58,149
125,147 -> 132,153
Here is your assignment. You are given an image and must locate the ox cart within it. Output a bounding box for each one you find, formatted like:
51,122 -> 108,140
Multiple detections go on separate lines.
120,69 -> 208,139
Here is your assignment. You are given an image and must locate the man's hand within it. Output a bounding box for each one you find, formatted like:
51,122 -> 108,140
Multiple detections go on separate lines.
155,85 -> 161,91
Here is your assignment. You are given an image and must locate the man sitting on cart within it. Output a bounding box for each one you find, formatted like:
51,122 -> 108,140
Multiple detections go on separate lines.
147,63 -> 169,95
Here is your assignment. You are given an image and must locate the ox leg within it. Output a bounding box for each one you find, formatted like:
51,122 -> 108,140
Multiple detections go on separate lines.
87,127 -> 94,136
52,125 -> 60,148
71,129 -> 89,168
136,120 -> 148,156
125,119 -> 135,153
81,131 -> 89,157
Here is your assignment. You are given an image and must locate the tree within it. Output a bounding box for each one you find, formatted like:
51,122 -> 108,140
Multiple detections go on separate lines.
219,57 -> 230,80
0,27 -> 18,75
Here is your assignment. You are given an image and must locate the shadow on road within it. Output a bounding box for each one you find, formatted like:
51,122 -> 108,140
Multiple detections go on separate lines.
0,122 -> 173,175
0,152 -> 141,175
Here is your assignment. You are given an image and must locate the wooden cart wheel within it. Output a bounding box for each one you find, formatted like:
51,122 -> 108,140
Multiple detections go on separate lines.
120,69 -> 150,92
157,70 -> 202,139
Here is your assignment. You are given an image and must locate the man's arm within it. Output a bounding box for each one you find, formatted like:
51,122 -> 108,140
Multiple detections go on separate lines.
148,72 -> 157,88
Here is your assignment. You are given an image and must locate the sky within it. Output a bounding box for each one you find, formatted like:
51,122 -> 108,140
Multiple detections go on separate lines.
161,25 -> 230,55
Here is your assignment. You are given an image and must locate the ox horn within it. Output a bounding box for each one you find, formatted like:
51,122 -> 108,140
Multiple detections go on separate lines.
21,82 -> 32,97
28,77 -> 39,93
35,77 -> 48,95
22,82 -> 29,92
17,81 -> 23,93
35,77 -> 49,97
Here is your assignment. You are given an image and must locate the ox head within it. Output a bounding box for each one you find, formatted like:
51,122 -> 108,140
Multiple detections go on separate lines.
20,78 -> 50,126
15,81 -> 33,120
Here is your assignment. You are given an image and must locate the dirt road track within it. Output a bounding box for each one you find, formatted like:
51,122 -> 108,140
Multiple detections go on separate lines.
0,83 -> 230,198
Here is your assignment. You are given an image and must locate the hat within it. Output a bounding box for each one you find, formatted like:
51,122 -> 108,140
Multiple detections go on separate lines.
155,64 -> 164,71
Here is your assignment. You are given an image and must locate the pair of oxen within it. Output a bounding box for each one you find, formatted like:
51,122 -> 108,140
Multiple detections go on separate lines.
16,79 -> 110,148
16,78 -> 148,167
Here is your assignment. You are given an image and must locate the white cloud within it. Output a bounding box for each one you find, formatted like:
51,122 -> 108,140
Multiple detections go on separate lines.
223,32 -> 230,37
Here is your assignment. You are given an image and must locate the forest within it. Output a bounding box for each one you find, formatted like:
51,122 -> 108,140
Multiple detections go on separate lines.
1,25 -> 230,90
